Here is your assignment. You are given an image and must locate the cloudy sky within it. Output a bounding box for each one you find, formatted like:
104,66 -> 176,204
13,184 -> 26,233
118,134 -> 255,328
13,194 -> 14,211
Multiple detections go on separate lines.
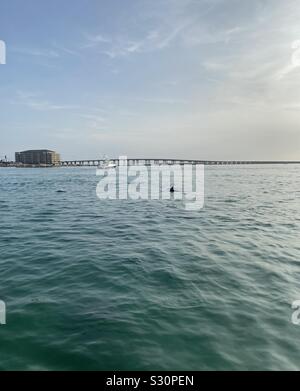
0,0 -> 300,160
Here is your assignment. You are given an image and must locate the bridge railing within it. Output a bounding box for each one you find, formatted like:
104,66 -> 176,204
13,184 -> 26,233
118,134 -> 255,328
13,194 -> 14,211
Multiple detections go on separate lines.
59,159 -> 300,167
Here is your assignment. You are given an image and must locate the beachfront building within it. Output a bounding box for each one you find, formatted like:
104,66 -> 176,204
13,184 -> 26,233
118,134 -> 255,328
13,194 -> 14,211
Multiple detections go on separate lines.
15,150 -> 61,166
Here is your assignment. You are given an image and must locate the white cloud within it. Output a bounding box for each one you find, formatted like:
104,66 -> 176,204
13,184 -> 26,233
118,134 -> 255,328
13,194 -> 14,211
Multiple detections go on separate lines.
82,20 -> 192,59
12,47 -> 60,58
12,91 -> 79,111
82,33 -> 111,49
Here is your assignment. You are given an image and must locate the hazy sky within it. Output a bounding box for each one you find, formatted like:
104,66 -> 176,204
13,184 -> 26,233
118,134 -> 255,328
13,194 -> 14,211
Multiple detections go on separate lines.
1,0 -> 300,160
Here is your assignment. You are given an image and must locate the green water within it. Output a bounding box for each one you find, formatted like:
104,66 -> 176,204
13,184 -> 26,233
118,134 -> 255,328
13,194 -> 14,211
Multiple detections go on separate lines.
0,165 -> 300,370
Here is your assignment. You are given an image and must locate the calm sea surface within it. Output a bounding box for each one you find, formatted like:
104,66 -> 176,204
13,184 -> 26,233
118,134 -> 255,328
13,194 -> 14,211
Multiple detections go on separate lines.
0,165 -> 300,370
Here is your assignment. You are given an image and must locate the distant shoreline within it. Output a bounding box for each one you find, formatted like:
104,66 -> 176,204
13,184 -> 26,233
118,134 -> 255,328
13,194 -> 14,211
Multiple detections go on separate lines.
1,160 -> 300,168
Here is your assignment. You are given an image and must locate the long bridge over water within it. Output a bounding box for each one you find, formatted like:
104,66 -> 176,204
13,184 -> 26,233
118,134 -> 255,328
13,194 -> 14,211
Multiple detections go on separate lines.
1,159 -> 300,168
60,159 -> 300,167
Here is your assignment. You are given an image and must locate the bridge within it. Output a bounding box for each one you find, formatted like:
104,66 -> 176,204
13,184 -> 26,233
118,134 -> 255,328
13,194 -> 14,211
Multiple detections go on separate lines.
60,159 -> 300,167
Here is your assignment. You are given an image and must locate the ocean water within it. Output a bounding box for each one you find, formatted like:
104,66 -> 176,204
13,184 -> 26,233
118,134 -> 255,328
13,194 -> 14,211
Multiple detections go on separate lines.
0,165 -> 300,371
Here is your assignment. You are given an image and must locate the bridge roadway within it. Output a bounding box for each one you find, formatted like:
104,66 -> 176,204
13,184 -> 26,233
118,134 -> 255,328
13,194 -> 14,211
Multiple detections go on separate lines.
60,159 -> 300,167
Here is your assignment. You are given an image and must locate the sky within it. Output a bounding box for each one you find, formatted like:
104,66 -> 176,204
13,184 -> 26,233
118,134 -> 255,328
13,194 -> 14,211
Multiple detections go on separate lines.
0,0 -> 300,161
